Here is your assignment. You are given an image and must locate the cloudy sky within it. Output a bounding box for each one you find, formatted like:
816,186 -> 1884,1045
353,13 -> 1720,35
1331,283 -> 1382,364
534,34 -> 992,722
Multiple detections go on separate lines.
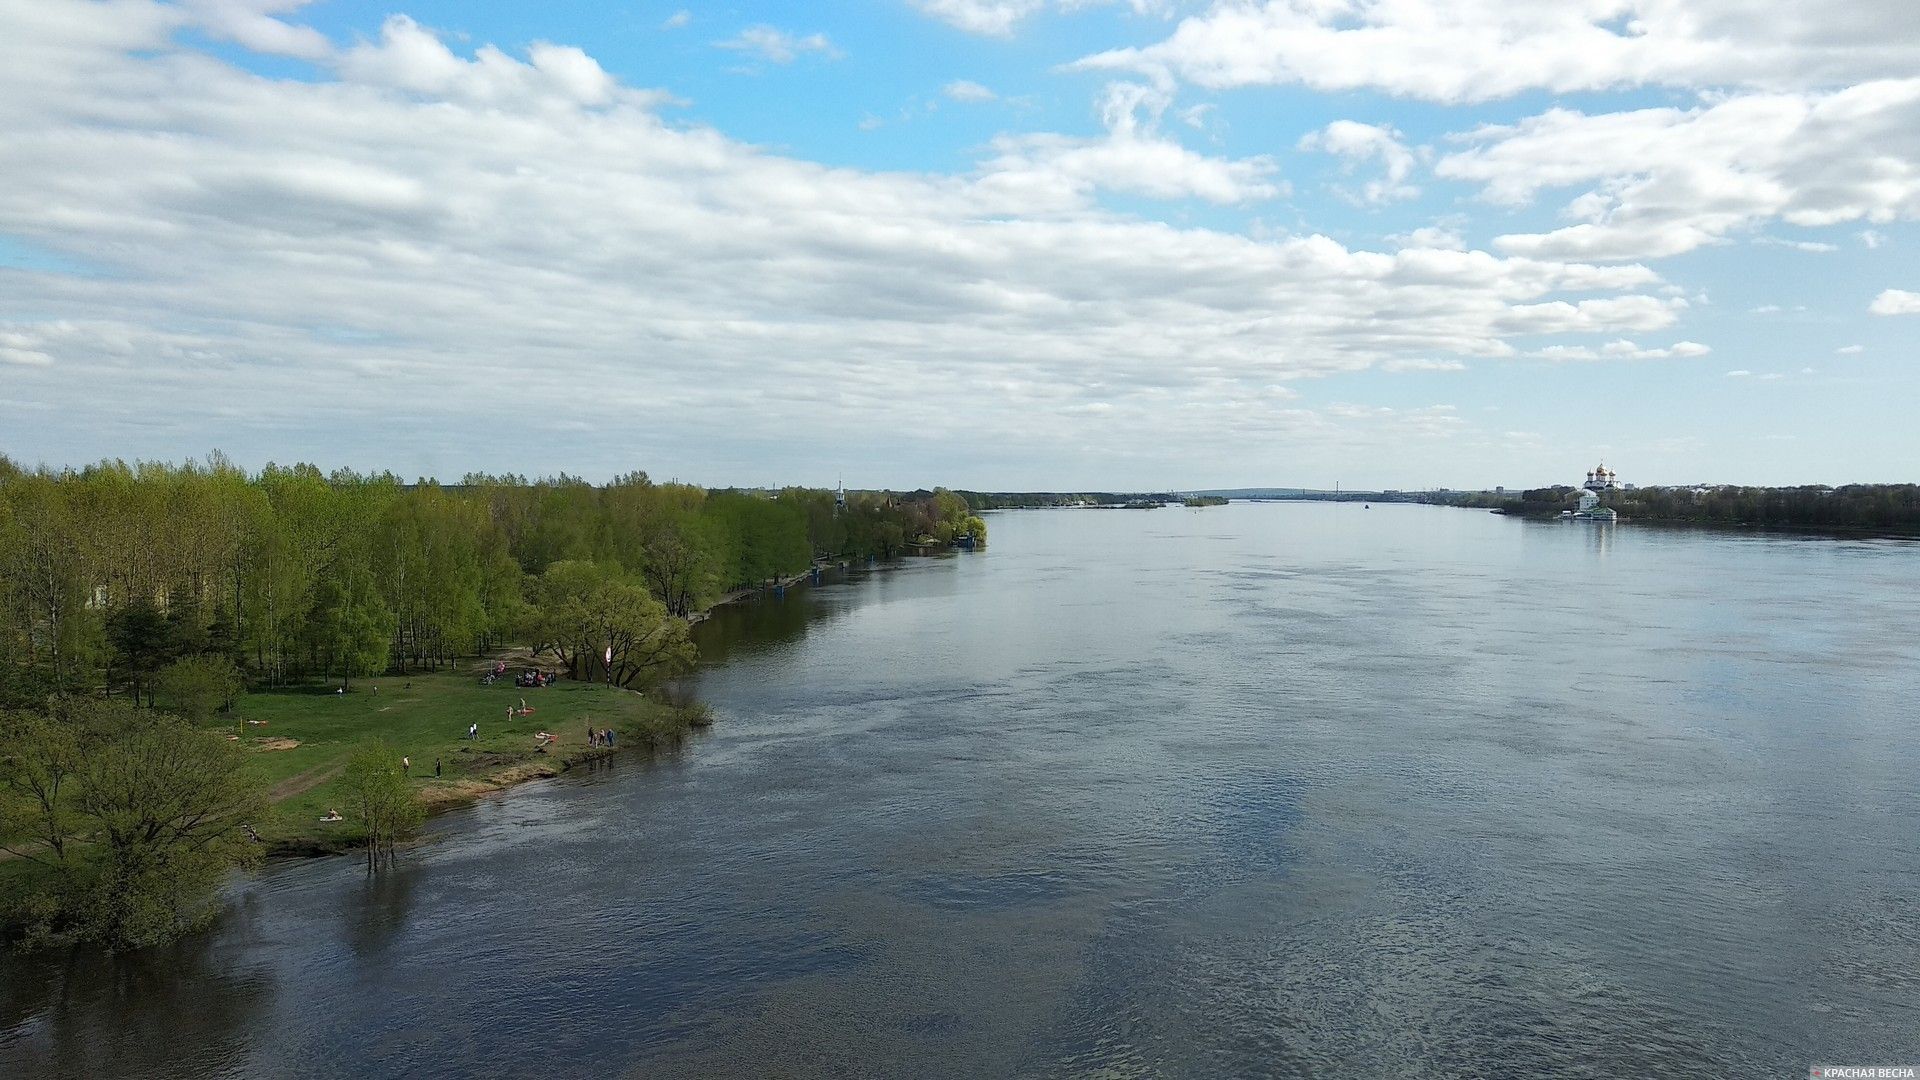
1,0 -> 1916,489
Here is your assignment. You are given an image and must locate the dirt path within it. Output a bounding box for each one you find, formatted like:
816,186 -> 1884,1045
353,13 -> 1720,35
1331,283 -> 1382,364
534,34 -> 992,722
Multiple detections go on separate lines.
269,760 -> 346,802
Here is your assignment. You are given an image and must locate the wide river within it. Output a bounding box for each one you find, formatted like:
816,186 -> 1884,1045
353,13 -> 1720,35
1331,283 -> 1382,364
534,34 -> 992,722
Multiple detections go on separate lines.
5,502 -> 1919,1077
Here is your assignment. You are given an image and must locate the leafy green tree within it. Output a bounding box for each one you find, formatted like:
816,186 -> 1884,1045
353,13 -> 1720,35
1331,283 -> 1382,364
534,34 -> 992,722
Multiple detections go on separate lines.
0,708 -> 85,866
107,598 -> 172,706
526,561 -> 695,687
70,709 -> 266,946
706,493 -> 812,588
0,471 -> 101,689
307,578 -> 392,690
340,742 -> 423,872
639,505 -> 722,617
155,654 -> 246,725
1,699 -> 265,949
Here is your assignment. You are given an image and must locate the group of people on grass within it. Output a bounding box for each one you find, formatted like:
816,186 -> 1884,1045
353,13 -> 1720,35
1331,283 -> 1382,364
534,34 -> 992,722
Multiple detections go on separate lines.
481,668 -> 555,688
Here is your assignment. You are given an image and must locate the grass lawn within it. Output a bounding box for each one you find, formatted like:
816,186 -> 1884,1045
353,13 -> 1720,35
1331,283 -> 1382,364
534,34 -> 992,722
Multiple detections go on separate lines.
222,671 -> 682,849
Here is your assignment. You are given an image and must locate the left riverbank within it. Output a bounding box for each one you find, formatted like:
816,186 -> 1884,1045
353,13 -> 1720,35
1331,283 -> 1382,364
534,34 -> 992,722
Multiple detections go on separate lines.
235,668 -> 703,856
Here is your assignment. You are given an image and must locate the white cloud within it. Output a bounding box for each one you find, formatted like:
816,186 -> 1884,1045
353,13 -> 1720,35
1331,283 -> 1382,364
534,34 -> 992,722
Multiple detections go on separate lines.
1077,0 -> 1920,103
1837,344 -> 1864,354
0,1 -> 1695,475
1726,370 -> 1753,377
1177,103 -> 1214,129
1388,222 -> 1466,250
715,25 -> 840,64
1859,229 -> 1887,248
943,79 -> 998,103
1871,288 -> 1920,314
1437,81 -> 1920,260
980,81 -> 1285,205
1298,120 -> 1419,204
662,10 -> 691,31
913,0 -> 1169,37
337,16 -> 631,106
180,0 -> 331,59
912,0 -> 1044,36
1532,339 -> 1709,362
1755,236 -> 1839,253
0,330 -> 56,367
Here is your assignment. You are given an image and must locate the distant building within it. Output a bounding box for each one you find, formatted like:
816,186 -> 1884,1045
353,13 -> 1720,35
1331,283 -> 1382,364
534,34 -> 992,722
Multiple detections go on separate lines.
1583,463 -> 1621,492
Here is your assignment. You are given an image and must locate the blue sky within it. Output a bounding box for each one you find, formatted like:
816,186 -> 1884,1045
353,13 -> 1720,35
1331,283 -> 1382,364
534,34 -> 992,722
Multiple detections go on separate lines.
1,0 -> 1916,489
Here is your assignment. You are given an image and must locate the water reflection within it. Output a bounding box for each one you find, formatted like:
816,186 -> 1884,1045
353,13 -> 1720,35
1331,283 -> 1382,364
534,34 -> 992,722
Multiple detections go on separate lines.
345,863 -> 421,958
0,929 -> 273,1080
690,563 -> 867,665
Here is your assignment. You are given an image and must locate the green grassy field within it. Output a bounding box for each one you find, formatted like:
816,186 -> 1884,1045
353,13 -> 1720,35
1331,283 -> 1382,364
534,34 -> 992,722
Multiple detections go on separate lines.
222,671 -> 683,848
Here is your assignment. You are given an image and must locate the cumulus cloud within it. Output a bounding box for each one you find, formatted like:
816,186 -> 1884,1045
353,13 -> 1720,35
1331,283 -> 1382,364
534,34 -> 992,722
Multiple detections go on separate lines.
661,10 -> 691,31
1298,120 -> 1419,204
336,15 -> 631,106
943,79 -> 998,103
1436,81 -> 1920,260
1076,0 -> 1920,103
0,1 -> 1692,476
715,25 -> 840,64
1388,223 -> 1466,250
1871,289 -> 1920,314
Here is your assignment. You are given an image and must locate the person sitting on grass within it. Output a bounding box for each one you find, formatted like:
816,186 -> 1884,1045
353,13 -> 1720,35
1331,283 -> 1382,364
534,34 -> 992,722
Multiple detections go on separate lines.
321,808 -> 343,822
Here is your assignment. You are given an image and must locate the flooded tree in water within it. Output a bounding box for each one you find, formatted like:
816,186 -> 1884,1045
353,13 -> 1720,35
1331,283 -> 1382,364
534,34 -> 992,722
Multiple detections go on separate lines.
340,742 -> 422,873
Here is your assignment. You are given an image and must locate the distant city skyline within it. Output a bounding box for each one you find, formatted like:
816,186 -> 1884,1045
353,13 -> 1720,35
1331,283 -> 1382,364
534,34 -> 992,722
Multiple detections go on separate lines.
2,1 -> 1916,489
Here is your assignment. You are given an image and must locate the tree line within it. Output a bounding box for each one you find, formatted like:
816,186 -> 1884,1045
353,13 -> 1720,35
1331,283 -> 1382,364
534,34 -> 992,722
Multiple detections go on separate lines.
1440,483 -> 1920,529
0,454 -> 987,704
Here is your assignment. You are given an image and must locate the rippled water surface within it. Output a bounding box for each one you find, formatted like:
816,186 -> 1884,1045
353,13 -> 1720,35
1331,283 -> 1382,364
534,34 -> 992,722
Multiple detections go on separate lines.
6,503 -> 1920,1077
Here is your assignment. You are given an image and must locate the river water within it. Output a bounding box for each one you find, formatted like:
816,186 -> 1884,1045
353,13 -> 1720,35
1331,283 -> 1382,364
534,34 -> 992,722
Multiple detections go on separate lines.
5,502 -> 1919,1077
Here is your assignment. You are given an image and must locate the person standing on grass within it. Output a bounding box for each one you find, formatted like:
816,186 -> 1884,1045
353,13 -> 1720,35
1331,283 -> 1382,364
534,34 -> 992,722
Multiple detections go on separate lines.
403,755 -> 411,777
434,758 -> 441,778
587,721 -> 594,746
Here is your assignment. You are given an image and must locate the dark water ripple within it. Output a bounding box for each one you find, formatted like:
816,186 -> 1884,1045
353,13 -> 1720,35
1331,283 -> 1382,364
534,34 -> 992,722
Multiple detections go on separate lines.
4,503 -> 1920,1078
